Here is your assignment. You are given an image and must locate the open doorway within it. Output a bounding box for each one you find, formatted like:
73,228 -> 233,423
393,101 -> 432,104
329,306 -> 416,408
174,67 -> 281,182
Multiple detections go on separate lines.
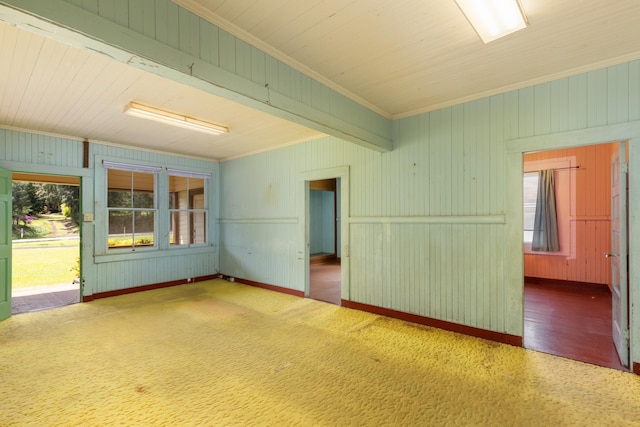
11,173 -> 80,314
308,178 -> 341,305
522,142 -> 628,370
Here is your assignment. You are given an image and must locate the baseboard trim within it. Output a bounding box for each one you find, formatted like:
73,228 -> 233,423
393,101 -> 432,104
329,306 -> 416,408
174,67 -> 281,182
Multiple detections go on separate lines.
217,276 -> 521,347
82,274 -> 218,302
634,362 -> 640,376
341,300 -> 523,347
525,276 -> 610,293
221,275 -> 305,298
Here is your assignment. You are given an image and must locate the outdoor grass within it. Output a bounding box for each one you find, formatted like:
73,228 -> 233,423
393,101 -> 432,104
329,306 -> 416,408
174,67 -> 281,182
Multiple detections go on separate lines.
12,239 -> 79,248
12,245 -> 79,289
13,216 -> 51,239
12,213 -> 78,240
12,213 -> 80,289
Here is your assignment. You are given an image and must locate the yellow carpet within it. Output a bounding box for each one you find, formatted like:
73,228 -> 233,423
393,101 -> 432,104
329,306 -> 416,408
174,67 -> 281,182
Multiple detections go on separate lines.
1,280 -> 639,426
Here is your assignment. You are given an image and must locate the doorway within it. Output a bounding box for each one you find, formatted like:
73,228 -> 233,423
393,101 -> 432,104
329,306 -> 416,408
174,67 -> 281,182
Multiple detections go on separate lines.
300,166 -> 349,306
521,142 -> 628,370
11,173 -> 81,314
308,178 -> 341,304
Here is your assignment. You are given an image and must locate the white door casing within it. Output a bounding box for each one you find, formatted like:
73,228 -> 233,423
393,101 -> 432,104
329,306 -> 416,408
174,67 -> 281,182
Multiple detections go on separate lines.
610,142 -> 629,368
0,167 -> 12,321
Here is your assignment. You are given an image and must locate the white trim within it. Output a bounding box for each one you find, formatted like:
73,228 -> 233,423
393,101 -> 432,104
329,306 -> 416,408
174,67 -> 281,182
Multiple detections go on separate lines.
299,166 -> 350,300
506,124 -> 640,367
349,215 -> 504,224
219,218 -> 298,224
166,168 -> 212,179
394,53 -> 640,120
171,0 -> 391,120
102,160 -> 162,174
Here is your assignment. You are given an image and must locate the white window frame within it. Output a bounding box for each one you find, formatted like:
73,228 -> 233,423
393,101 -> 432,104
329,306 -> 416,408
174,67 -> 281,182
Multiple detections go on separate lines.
104,161 -> 160,253
167,169 -> 211,248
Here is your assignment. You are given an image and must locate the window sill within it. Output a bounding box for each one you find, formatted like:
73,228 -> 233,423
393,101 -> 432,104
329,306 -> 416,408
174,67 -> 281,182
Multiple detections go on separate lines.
524,243 -> 568,257
95,245 -> 215,264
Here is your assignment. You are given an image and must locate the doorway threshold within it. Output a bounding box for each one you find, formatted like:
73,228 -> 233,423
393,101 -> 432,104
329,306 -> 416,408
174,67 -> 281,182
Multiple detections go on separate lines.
12,284 -> 79,314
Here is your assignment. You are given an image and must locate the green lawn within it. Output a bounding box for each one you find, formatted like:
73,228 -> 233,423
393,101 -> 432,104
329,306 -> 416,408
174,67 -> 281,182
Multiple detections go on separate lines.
11,212 -> 80,289
12,239 -> 79,248
13,216 -> 51,239
13,212 -> 78,240
12,244 -> 79,289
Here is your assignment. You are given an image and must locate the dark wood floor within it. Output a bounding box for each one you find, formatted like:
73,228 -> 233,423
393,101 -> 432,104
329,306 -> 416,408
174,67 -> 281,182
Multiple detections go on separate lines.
308,261 -> 627,371
309,258 -> 341,305
524,280 -> 627,371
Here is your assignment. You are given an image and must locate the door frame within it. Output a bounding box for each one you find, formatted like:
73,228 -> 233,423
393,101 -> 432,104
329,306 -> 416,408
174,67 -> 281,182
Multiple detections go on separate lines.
0,167 -> 11,321
610,143 -> 629,366
8,171 -> 84,310
299,166 -> 350,301
505,122 -> 640,372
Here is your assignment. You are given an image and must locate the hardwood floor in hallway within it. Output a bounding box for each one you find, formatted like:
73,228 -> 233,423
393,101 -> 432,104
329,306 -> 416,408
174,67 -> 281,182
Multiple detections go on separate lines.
308,262 -> 627,371
309,258 -> 341,305
524,281 -> 627,371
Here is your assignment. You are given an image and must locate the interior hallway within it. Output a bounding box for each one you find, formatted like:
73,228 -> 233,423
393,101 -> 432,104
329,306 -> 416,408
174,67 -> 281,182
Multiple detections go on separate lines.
524,280 -> 626,371
309,257 -> 341,305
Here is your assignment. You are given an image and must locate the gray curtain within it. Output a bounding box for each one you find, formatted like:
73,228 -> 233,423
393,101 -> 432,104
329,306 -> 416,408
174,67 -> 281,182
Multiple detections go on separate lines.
531,169 -> 560,252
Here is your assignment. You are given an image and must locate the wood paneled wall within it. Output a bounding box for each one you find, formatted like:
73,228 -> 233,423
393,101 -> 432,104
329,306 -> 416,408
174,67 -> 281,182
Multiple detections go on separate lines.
524,144 -> 616,286
6,0 -> 640,344
0,130 -> 84,169
0,128 -> 219,296
310,190 -> 335,255
221,59 -> 640,337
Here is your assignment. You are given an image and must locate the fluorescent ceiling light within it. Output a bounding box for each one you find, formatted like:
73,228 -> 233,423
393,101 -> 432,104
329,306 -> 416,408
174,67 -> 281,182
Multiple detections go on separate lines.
124,102 -> 228,135
455,0 -> 528,43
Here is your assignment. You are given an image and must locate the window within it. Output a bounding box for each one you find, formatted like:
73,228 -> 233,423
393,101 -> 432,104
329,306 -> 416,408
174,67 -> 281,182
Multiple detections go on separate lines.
106,162 -> 159,250
168,169 -> 209,246
523,157 -> 576,258
523,172 -> 538,243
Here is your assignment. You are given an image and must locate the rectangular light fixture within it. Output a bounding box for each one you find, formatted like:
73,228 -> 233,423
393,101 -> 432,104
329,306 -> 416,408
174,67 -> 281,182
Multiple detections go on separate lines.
455,0 -> 528,43
124,102 -> 228,136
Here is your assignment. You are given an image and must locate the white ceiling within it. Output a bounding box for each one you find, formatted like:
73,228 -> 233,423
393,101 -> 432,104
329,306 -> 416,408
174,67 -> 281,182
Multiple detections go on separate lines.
3,0 -> 640,161
179,0 -> 640,118
0,22 -> 323,161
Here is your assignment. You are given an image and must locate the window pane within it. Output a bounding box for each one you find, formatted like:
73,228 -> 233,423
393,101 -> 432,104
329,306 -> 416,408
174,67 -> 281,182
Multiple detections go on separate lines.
523,172 -> 538,242
168,173 -> 208,247
191,211 -> 206,244
133,210 -> 155,246
108,210 -> 133,247
169,192 -> 179,209
169,175 -> 187,191
107,167 -> 157,250
132,191 -> 154,209
108,190 -> 131,208
108,168 -> 130,187
132,172 -> 155,208
189,178 -> 205,209
170,211 -> 189,246
524,230 -> 534,242
134,210 -> 155,233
